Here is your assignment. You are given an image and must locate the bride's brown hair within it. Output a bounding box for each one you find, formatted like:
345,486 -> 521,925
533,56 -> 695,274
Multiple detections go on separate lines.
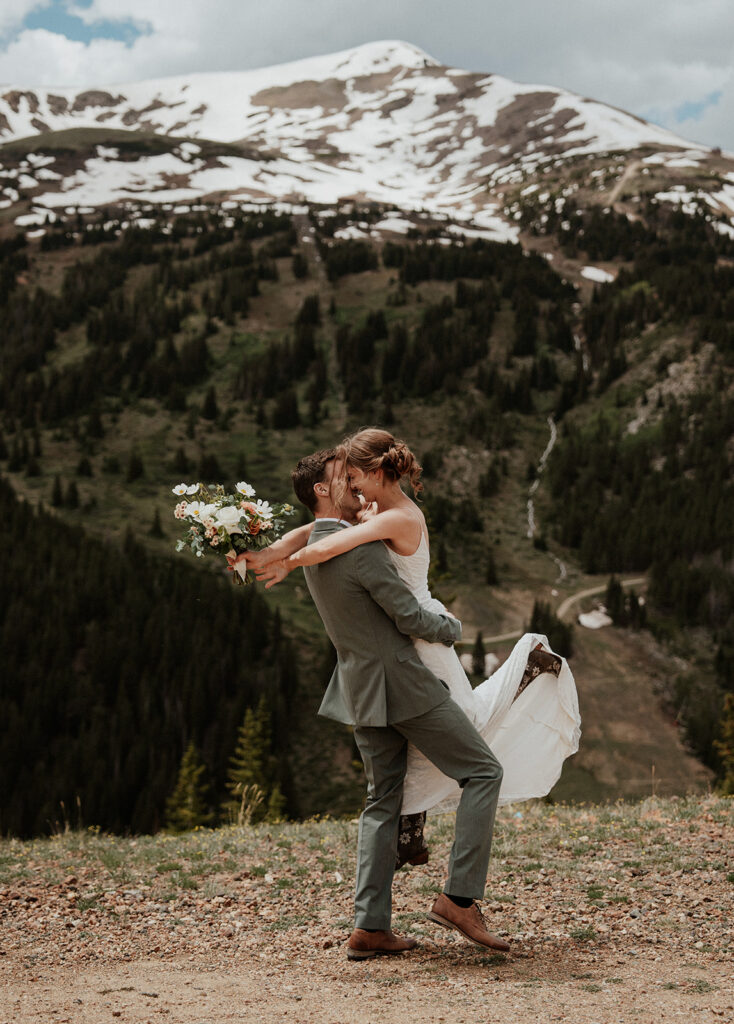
337,427 -> 423,496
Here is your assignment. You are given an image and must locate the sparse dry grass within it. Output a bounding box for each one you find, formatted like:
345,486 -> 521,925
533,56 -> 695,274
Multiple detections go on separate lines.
1,796 -> 732,1023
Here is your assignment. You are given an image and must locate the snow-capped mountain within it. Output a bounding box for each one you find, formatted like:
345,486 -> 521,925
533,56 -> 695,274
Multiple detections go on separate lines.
1,40 -> 732,237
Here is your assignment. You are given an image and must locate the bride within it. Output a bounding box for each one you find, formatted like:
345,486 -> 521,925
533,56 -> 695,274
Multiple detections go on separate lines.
244,428 -> 581,865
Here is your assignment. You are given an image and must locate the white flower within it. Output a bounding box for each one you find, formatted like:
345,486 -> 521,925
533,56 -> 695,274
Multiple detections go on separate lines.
255,499 -> 273,518
185,501 -> 217,520
214,506 -> 244,533
172,483 -> 188,495
186,483 -> 201,495
235,481 -> 256,498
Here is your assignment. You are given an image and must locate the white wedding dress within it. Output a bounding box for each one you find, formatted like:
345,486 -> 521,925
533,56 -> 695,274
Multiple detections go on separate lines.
387,536 -> 582,813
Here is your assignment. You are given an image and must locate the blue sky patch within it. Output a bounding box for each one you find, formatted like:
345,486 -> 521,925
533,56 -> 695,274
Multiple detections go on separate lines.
675,91 -> 722,123
23,0 -> 144,46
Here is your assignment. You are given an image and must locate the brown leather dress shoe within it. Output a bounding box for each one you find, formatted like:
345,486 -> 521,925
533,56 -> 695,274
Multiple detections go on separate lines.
428,893 -> 511,952
347,928 -> 418,960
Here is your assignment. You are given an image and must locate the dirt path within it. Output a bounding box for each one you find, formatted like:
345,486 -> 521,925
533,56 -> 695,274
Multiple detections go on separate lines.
609,159 -> 644,207
556,577 -> 647,622
480,577 -> 647,644
3,948 -> 733,1024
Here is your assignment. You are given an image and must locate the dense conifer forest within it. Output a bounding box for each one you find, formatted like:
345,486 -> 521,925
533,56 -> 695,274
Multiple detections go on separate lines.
1,197 -> 733,834
0,477 -> 299,837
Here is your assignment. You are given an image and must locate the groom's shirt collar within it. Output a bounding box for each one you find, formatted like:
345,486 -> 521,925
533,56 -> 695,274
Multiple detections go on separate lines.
314,517 -> 352,528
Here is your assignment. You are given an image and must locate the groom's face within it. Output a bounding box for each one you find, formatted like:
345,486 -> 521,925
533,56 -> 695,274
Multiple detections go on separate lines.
324,458 -> 361,519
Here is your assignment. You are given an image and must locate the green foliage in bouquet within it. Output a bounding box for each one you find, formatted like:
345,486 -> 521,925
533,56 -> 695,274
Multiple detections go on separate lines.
172,480 -> 295,583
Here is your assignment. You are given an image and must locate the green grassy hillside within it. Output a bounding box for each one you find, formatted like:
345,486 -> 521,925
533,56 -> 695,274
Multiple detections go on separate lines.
1,197 -> 732,835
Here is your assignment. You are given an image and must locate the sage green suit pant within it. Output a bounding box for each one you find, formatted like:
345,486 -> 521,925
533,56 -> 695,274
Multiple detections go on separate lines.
353,694 -> 503,929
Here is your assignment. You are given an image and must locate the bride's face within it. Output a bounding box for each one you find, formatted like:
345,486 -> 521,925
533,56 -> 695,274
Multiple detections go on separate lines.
347,463 -> 379,502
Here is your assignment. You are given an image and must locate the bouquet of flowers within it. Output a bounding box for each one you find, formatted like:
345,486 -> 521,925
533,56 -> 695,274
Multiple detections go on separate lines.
172,480 -> 295,584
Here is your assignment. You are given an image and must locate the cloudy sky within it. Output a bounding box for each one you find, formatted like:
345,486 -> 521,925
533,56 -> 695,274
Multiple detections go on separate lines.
1,0 -> 732,150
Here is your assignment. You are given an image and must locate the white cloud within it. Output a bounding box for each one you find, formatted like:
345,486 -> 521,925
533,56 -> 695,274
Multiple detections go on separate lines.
0,26 -> 196,87
0,29 -> 132,86
0,0 -> 51,38
0,0 -> 732,150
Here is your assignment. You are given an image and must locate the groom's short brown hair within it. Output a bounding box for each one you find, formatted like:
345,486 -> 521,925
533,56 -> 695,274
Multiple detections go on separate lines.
292,448 -> 336,512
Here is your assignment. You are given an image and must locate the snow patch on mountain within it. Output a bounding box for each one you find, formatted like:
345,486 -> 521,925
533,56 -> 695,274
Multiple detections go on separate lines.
0,40 -> 721,225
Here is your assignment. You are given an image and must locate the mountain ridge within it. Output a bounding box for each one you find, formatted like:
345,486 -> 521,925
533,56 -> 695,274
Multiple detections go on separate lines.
3,39 -> 729,239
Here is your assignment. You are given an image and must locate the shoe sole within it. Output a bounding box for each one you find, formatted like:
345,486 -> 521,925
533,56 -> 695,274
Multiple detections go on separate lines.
427,911 -> 510,952
347,946 -> 416,960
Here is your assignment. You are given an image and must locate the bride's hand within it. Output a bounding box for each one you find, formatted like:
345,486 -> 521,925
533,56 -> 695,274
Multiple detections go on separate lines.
254,558 -> 291,589
226,551 -> 247,571
356,496 -> 378,523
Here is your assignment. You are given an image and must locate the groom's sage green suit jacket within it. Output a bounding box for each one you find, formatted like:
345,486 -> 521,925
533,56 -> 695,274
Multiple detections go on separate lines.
303,520 -> 461,727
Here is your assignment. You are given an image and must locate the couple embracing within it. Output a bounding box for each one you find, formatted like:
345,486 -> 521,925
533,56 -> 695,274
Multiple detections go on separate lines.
232,428 -> 581,960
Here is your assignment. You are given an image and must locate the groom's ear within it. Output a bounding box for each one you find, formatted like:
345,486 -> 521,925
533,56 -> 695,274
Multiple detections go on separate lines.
314,481 -> 329,498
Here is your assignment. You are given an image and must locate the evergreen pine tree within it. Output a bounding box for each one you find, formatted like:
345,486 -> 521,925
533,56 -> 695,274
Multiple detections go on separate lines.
126,451 -> 144,482
165,742 -> 215,833
198,452 -> 222,481
65,481 -> 79,509
171,447 -> 191,475
292,252 -> 308,279
266,784 -> 287,821
271,388 -> 301,429
436,539 -> 448,574
51,474 -> 63,507
529,600 -> 573,658
201,386 -> 219,421
7,438 -> 22,472
604,576 -> 626,625
382,392 -> 394,425
226,697 -> 275,824
714,694 -> 734,795
149,508 -> 164,538
472,631 -> 486,676
87,407 -> 105,438
296,294 -> 321,326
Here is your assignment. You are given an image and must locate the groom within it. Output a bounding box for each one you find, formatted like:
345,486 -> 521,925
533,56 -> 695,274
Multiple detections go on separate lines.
289,449 -> 509,959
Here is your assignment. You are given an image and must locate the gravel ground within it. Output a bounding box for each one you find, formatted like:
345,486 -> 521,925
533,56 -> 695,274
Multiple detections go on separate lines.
1,796 -> 732,1023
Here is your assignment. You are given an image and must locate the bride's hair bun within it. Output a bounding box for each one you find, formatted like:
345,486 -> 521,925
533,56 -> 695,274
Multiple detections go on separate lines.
341,428 -> 423,495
